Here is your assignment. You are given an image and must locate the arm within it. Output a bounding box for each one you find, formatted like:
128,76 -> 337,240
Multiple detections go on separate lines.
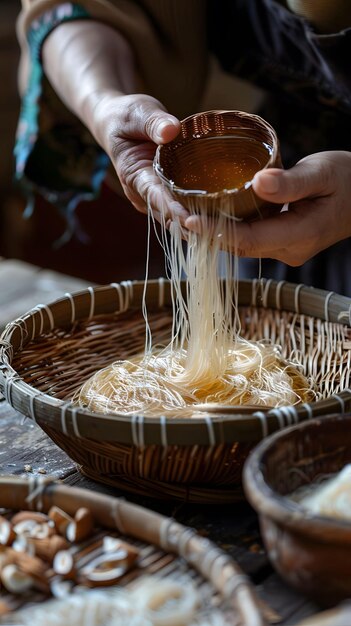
16,1 -> 208,227
42,19 -> 187,222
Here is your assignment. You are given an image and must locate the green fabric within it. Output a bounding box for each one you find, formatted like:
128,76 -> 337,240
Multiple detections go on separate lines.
14,3 -> 110,243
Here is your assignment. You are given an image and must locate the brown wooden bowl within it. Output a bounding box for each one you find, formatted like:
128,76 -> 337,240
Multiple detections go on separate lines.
243,414 -> 351,605
154,110 -> 282,220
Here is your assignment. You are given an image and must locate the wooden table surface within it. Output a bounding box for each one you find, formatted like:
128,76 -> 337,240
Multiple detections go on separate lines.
0,257 -> 320,625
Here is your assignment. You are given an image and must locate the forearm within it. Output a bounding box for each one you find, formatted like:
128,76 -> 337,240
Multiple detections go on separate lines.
42,19 -> 137,144
16,4 -> 188,226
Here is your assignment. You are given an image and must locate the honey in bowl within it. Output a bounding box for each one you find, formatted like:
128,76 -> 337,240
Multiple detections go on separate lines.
172,135 -> 273,193
155,110 -> 281,220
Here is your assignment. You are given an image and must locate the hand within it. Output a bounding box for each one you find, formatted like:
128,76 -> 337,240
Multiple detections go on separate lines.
90,91 -> 189,225
43,21 -> 188,226
185,151 -> 351,265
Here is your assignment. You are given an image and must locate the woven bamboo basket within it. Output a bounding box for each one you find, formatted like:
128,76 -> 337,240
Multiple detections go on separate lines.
0,475 -> 266,625
1,278 -> 351,503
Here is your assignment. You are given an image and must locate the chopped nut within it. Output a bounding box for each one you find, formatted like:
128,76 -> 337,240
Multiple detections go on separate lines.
102,537 -> 139,561
2,551 -> 51,594
32,535 -> 70,563
11,511 -> 49,525
0,516 -> 15,547
80,548 -> 138,587
12,535 -> 36,557
66,508 -> 94,543
13,519 -> 39,537
48,506 -> 72,536
24,464 -> 32,473
7,548 -> 48,579
1,563 -> 33,594
13,517 -> 55,541
31,522 -> 56,540
53,550 -> 76,579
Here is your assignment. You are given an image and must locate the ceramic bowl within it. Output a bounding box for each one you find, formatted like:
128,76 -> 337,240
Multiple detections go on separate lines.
243,414 -> 351,605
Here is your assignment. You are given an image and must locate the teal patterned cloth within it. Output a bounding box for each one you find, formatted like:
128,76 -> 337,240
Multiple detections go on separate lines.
14,3 -> 110,243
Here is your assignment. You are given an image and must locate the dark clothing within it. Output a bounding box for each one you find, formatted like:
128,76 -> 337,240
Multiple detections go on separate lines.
208,0 -> 351,294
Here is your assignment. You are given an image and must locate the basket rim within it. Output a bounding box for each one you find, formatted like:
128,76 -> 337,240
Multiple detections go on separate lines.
1,278 -> 351,447
0,475 -> 265,625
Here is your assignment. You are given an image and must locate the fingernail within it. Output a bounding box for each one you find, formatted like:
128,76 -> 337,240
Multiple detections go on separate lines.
155,120 -> 179,142
255,172 -> 280,194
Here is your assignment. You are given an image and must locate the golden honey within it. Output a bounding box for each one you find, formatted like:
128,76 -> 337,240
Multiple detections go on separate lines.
172,135 -> 272,193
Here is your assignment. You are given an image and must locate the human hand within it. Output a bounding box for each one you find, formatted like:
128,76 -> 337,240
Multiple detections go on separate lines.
90,91 -> 189,224
185,151 -> 351,265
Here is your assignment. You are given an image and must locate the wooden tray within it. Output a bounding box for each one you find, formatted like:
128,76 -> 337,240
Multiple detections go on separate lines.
0,476 -> 265,625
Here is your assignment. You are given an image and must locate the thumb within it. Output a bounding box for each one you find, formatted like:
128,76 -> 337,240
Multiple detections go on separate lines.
128,96 -> 180,144
252,157 -> 332,204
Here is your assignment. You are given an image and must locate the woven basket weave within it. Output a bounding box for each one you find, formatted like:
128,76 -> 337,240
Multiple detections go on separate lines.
0,475 -> 266,625
1,278 -> 351,503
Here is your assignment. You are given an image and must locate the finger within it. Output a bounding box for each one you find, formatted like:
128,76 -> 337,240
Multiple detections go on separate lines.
234,202 -> 329,264
123,162 -> 188,223
239,247 -> 306,265
184,215 -> 202,233
146,183 -> 189,223
123,96 -> 180,145
252,157 -> 333,204
186,201 -> 321,257
235,243 -> 324,266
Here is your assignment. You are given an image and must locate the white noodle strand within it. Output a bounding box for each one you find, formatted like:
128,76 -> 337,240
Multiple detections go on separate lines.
76,196 -> 313,417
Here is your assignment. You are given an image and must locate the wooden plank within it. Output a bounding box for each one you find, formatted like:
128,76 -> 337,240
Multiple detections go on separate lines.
256,573 -> 318,625
64,472 -> 270,573
0,258 -> 91,328
0,400 -> 76,479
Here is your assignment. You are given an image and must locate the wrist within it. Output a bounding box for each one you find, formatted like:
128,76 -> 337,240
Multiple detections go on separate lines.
80,89 -> 123,146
